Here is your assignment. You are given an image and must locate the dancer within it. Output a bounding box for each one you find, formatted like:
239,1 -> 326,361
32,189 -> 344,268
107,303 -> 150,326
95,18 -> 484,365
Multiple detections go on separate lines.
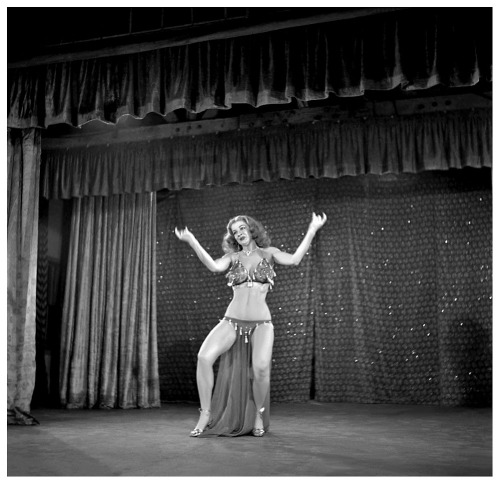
175,212 -> 327,437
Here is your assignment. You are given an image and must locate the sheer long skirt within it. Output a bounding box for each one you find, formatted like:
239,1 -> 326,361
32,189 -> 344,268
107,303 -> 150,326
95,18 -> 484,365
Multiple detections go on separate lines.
199,317 -> 272,438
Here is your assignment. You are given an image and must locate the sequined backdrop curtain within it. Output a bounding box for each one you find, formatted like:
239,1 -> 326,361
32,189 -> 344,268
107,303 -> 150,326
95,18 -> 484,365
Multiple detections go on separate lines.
7,128 -> 41,424
8,9 -> 491,129
59,192 -> 160,409
156,169 -> 491,405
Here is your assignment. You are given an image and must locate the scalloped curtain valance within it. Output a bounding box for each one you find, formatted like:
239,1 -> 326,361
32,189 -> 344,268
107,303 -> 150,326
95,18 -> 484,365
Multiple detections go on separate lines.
41,108 -> 491,199
8,8 -> 491,130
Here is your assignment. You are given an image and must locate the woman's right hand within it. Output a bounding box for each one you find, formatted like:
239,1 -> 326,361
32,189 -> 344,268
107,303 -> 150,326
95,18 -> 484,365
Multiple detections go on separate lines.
174,227 -> 195,244
308,212 -> 327,234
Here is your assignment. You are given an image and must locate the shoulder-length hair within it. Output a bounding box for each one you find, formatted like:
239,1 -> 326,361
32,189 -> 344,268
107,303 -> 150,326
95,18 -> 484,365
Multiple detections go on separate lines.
222,215 -> 271,253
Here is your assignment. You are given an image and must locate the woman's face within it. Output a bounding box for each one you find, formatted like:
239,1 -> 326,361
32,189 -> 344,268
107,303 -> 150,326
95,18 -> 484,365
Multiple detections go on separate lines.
230,220 -> 252,247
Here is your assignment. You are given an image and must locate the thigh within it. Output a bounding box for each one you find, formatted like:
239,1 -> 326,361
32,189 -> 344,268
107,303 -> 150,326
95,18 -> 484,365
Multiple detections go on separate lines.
198,319 -> 237,362
251,322 -> 274,369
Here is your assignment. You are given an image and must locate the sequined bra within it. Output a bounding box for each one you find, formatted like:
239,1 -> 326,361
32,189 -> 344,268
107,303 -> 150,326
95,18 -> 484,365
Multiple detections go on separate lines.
226,250 -> 276,289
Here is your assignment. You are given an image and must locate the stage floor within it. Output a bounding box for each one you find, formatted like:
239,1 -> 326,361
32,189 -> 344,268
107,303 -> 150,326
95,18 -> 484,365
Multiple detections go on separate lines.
7,401 -> 492,477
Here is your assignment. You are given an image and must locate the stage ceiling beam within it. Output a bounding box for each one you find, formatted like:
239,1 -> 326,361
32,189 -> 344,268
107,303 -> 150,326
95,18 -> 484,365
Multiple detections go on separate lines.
9,8 -> 408,69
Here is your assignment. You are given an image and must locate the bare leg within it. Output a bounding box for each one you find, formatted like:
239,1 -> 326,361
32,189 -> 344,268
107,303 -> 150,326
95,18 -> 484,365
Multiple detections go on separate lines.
251,323 -> 274,431
193,319 -> 236,431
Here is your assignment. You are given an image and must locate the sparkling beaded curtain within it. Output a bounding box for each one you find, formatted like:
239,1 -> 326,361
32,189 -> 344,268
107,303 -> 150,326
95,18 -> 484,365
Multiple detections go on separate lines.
156,168 -> 491,405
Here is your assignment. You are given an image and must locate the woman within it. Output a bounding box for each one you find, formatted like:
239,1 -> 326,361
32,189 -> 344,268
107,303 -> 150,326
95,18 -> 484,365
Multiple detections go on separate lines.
175,212 -> 327,437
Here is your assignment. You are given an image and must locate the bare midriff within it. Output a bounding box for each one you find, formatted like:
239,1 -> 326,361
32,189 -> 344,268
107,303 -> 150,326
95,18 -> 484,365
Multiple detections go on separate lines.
225,282 -> 272,320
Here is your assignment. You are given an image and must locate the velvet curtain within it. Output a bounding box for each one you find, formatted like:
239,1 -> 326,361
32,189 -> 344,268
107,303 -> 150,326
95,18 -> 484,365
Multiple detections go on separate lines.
8,9 -> 491,129
41,108 -> 491,200
59,192 -> 160,409
7,128 -> 41,424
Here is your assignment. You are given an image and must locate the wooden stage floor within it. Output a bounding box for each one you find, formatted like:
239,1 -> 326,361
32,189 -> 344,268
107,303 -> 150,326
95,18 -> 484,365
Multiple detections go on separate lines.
7,401 -> 492,477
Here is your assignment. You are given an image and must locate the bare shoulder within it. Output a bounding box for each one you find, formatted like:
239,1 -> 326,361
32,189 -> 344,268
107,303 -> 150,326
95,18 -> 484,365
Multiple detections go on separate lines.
222,251 -> 238,262
261,246 -> 281,260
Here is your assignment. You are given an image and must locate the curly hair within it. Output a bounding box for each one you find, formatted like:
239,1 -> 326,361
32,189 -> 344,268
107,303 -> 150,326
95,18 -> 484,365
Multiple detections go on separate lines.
222,215 -> 271,253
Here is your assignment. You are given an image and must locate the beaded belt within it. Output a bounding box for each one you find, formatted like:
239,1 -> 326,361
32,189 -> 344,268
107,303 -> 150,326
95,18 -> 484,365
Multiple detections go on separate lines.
222,317 -> 273,343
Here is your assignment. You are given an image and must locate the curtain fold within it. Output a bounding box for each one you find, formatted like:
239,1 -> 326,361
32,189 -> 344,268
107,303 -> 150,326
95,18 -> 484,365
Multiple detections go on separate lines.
41,108 -> 491,199
59,192 -> 160,409
7,128 -> 41,423
8,9 -> 491,129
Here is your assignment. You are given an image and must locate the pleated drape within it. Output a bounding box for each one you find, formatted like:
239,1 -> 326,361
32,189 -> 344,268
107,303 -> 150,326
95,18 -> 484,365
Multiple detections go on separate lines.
7,128 -> 41,423
41,108 -> 491,199
59,192 -> 160,409
8,9 -> 491,129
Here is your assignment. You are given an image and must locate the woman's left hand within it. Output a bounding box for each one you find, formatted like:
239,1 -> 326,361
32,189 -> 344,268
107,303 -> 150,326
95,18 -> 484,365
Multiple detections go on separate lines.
309,212 -> 327,233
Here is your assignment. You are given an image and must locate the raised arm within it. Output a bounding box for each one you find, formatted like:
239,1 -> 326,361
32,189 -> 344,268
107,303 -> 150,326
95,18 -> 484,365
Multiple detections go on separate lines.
174,227 -> 232,273
272,212 -> 327,266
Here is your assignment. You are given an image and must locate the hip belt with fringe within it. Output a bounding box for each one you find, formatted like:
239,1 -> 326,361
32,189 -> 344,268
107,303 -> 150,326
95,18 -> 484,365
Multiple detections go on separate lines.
222,316 -> 273,343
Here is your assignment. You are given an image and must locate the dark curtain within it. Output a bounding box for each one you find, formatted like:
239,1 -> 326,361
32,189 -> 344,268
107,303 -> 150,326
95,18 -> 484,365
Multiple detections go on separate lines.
8,9 -> 491,129
59,192 -> 160,409
41,108 -> 491,199
156,169 -> 491,406
7,128 -> 41,424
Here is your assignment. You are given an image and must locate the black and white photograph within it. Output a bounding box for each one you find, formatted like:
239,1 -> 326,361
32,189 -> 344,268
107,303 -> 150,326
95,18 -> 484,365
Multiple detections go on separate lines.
6,4 -> 493,478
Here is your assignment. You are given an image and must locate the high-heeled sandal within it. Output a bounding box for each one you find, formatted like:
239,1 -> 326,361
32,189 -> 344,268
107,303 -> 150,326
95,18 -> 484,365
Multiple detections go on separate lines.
252,407 -> 266,437
190,408 -> 211,437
